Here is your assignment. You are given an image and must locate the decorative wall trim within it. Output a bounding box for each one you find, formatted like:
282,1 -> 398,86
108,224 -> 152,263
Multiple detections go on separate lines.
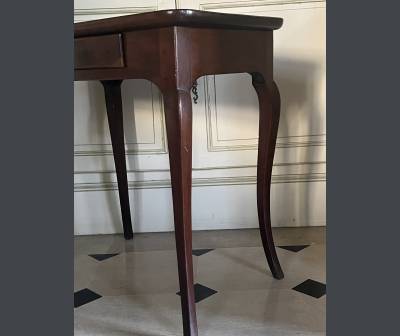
204,76 -> 326,152
74,6 -> 157,17
199,0 -> 325,11
206,131 -> 326,152
74,83 -> 168,156
75,172 -> 326,192
74,161 -> 326,191
74,160 -> 325,175
74,146 -> 168,156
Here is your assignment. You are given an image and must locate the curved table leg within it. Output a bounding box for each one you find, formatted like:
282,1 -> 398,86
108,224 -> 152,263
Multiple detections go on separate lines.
163,87 -> 198,336
251,74 -> 284,280
101,80 -> 134,240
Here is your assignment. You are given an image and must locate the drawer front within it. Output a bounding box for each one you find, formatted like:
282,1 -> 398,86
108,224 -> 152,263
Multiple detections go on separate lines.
75,34 -> 124,70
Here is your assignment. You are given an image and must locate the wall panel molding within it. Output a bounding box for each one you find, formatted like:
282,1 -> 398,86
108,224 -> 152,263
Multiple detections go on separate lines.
75,172 -> 326,192
74,82 -> 168,156
74,161 -> 326,191
74,6 -> 158,23
204,75 -> 326,152
74,160 -> 325,175
74,6 -> 156,16
198,0 -> 325,10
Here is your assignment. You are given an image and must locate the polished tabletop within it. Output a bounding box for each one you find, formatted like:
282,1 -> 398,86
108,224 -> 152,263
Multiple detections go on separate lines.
74,9 -> 283,38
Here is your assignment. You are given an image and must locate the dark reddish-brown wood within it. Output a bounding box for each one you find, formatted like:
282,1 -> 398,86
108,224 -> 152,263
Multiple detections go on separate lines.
163,88 -> 197,335
101,80 -> 133,240
74,9 -> 282,38
74,9 -> 284,336
75,34 -> 124,69
252,75 -> 284,279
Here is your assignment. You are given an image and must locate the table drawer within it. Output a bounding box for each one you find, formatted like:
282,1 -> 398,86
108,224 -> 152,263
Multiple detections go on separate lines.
74,34 -> 124,69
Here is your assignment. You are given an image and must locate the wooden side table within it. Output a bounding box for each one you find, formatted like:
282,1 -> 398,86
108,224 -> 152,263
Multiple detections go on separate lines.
74,9 -> 284,336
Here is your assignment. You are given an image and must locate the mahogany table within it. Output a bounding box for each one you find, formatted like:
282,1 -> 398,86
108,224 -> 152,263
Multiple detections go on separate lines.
74,9 -> 284,336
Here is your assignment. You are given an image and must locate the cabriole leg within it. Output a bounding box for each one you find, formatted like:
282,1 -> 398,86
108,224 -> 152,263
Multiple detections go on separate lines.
252,74 -> 284,280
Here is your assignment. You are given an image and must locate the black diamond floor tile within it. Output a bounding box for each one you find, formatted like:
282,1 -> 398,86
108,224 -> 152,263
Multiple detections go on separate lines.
89,253 -> 119,261
278,245 -> 310,252
192,249 -> 214,256
74,288 -> 102,308
292,279 -> 326,298
177,283 -> 218,303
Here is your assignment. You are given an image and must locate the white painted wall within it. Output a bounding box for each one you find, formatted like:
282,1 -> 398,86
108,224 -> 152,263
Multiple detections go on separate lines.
74,0 -> 326,235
